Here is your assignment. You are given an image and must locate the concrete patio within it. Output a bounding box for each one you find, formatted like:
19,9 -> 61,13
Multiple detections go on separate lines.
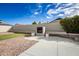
19,36 -> 79,56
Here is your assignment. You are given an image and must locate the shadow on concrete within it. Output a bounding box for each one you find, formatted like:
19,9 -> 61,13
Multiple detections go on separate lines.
37,36 -> 79,45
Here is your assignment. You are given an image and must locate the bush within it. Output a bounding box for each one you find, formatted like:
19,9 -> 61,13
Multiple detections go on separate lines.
60,15 -> 79,33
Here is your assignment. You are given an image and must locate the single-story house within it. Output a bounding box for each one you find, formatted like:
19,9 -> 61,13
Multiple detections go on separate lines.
10,20 -> 65,35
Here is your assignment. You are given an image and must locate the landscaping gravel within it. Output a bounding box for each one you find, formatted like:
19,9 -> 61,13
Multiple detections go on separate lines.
0,36 -> 37,56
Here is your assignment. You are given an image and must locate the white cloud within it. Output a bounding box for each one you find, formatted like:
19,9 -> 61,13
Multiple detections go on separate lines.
62,3 -> 73,7
38,5 -> 42,8
55,3 -> 61,8
63,3 -> 79,17
70,9 -> 79,17
61,4 -> 79,17
47,9 -> 58,16
46,4 -> 51,8
47,3 -> 79,18
64,8 -> 74,14
58,14 -> 64,17
45,4 -> 52,12
37,3 -> 42,8
34,12 -> 39,15
47,3 -> 74,16
46,16 -> 51,19
56,7 -> 63,12
55,3 -> 73,9
73,3 -> 79,9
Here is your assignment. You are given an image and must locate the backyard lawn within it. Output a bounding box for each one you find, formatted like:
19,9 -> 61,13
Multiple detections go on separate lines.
0,34 -> 24,41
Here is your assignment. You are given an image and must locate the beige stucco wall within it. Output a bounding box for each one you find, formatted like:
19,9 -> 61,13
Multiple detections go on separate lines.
0,25 -> 12,32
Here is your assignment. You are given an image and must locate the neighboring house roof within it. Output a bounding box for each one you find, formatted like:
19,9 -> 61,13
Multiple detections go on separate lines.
0,23 -> 12,26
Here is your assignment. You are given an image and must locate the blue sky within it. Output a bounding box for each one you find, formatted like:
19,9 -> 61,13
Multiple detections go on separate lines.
0,3 -> 79,25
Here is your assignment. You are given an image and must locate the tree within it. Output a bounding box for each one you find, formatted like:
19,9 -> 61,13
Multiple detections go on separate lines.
38,21 -> 41,24
0,20 -> 3,23
32,21 -> 37,25
60,15 -> 79,33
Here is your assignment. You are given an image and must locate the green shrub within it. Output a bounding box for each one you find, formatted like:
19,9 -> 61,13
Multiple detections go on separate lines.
60,15 -> 79,33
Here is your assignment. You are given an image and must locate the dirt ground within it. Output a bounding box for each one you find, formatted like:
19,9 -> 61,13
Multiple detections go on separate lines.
0,36 -> 37,56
